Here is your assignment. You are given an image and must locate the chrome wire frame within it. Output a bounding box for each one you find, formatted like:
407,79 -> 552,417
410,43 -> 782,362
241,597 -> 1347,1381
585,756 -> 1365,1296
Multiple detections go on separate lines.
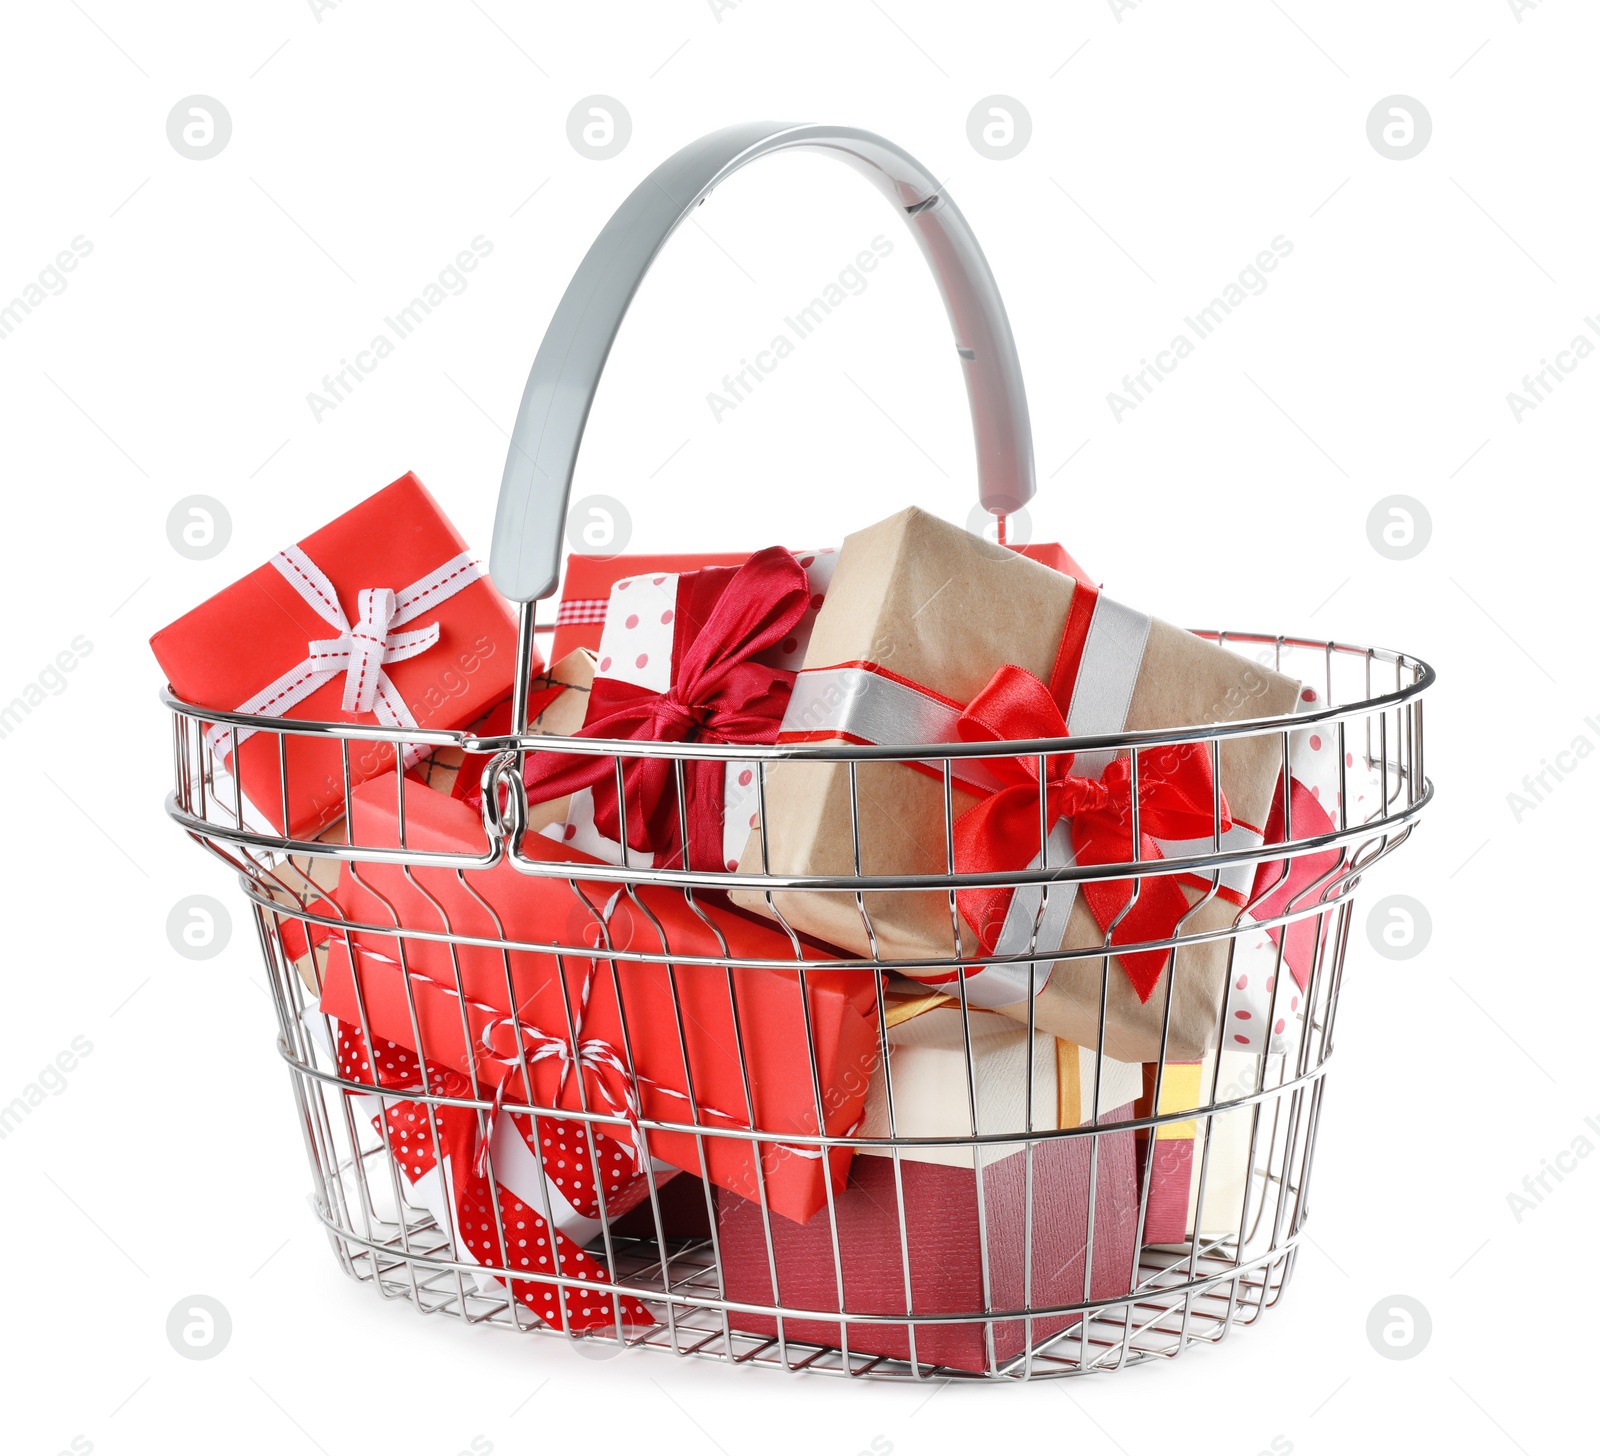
164,627 -> 1432,1381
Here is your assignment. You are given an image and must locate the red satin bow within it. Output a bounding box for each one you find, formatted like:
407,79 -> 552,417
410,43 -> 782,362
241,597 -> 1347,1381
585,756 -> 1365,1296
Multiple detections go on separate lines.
952,663 -> 1230,1002
522,546 -> 810,869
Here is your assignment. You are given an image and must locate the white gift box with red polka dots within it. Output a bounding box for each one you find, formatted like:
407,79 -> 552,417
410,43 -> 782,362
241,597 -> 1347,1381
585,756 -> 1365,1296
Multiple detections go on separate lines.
1288,680 -> 1385,828
543,549 -> 839,870
1216,915 -> 1308,1057
1217,682 -> 1384,1054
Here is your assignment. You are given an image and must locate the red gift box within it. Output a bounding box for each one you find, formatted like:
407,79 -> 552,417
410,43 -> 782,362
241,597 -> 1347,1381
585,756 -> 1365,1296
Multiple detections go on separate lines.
151,472 -> 523,840
716,1115 -> 1138,1374
317,772 -> 882,1225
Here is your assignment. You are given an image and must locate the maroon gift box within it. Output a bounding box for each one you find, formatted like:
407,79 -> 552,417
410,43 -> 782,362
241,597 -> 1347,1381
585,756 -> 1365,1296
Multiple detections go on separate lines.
716,1110 -> 1138,1374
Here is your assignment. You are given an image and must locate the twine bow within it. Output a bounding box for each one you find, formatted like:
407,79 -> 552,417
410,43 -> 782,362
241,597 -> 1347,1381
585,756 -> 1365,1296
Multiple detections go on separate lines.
477,1018 -> 643,1177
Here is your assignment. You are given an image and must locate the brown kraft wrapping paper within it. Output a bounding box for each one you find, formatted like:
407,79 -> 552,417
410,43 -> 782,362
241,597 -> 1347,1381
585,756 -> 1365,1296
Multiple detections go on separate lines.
729,507 -> 1301,1063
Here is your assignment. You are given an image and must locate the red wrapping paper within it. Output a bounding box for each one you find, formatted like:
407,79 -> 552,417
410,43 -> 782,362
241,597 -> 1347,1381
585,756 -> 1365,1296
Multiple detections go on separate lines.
331,1019 -> 656,1333
317,772 -> 882,1224
150,473 -> 522,840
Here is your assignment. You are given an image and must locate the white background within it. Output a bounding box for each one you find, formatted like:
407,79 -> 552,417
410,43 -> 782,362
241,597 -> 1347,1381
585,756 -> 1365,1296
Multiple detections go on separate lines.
2,2 -> 1593,1453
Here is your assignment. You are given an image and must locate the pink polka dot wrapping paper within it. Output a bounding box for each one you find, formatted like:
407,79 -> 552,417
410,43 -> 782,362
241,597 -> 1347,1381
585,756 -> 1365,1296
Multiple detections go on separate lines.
306,1011 -> 666,1334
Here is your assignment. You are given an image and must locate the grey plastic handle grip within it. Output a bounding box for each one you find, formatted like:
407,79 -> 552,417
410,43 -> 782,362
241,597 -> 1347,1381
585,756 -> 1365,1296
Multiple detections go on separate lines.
489,121 -> 1036,603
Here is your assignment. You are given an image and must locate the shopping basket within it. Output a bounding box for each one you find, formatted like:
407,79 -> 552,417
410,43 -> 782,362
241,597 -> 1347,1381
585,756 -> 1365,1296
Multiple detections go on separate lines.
163,123 -> 1434,1380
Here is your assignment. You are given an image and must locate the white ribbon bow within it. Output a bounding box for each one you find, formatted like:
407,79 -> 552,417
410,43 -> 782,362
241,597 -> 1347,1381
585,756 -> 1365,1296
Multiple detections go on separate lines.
206,543 -> 481,759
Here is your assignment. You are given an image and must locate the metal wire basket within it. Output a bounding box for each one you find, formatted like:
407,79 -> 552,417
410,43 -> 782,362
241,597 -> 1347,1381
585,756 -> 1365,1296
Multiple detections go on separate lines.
162,123 -> 1434,1381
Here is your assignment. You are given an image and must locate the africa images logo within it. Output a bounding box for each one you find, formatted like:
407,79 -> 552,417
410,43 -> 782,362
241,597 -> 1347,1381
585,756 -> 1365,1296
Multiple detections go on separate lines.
305,236 -> 494,421
1106,236 -> 1293,420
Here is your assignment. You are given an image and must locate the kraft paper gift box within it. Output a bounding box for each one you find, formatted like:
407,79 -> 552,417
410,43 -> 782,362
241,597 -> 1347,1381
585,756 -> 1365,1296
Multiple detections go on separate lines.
730,506 -> 1303,1065
717,993 -> 1143,1374
265,651 -> 597,994
150,472 -> 522,841
316,771 -> 883,1225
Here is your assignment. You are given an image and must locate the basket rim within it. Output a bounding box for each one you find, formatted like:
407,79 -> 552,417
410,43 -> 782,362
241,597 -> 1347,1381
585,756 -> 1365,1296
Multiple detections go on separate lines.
281,1034 -> 1331,1144
159,634 -> 1434,764
169,775 -> 1427,888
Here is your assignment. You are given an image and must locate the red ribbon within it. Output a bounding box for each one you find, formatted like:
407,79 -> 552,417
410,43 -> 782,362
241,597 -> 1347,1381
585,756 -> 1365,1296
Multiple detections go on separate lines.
332,1019 -> 653,1334
952,663 -> 1230,1002
522,546 -> 810,868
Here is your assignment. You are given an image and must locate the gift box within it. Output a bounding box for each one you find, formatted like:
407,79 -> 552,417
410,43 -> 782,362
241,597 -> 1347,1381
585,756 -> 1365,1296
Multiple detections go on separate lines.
316,771 -> 883,1225
524,546 -> 838,873
315,1012 -> 669,1333
150,472 -> 522,841
1246,677 -> 1387,998
1216,908 -> 1315,1058
730,506 -> 1303,1064
1138,1049 -> 1289,1246
266,651 -> 596,991
716,993 -> 1142,1374
1218,676 -> 1387,1051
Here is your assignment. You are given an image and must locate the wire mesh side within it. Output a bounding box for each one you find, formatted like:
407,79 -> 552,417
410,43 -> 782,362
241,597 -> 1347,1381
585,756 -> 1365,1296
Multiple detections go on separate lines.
168,634 -> 1428,1380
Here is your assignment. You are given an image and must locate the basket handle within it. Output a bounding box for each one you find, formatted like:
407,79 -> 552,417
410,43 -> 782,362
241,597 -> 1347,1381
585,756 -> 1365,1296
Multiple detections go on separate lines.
488,121 -> 1036,606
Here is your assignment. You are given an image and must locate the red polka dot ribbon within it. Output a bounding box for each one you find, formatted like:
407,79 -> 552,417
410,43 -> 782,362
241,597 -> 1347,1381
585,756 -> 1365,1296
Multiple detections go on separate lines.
333,1020 -> 653,1334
